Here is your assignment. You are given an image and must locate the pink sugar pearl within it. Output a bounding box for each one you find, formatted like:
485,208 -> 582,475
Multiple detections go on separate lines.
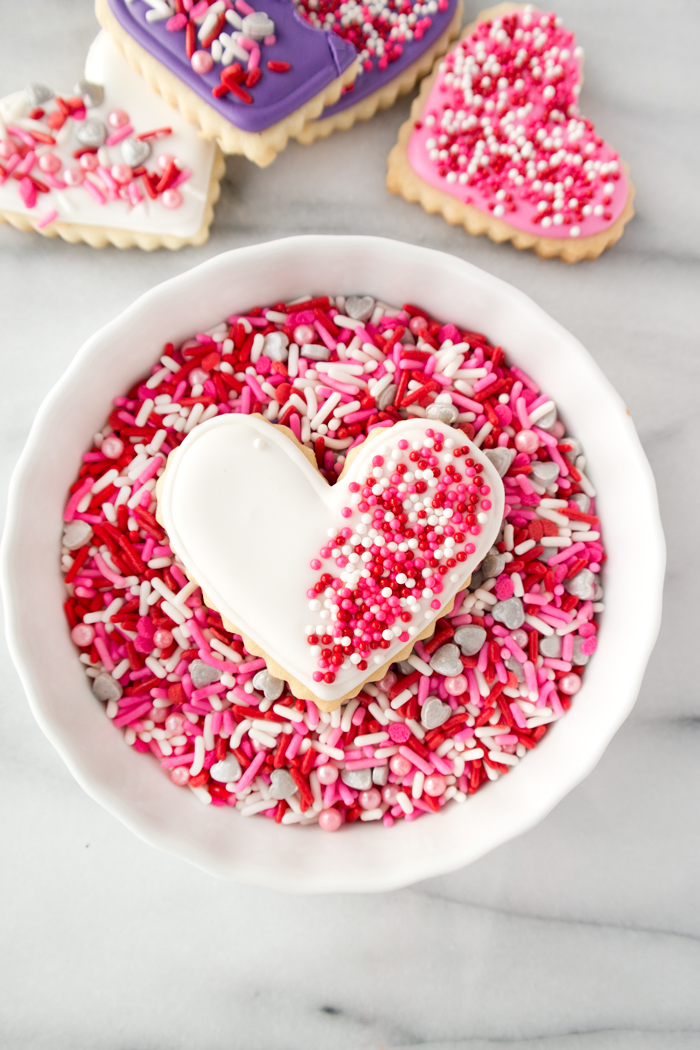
559,674 -> 582,695
444,674 -> 467,696
390,754 -> 412,777
38,152 -> 61,173
110,163 -> 133,185
170,766 -> 190,786
63,166 -> 84,187
515,430 -> 539,454
108,108 -> 129,128
162,189 -> 182,209
101,435 -> 124,459
316,763 -> 338,785
424,774 -> 446,797
358,788 -> 381,810
382,784 -> 400,806
319,807 -> 342,832
71,623 -> 95,647
165,713 -> 185,734
191,49 -> 214,74
153,629 -> 173,649
79,152 -> 99,171
293,324 -> 315,346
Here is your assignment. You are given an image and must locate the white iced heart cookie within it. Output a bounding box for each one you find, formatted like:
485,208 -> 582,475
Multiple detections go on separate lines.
157,414 -> 505,709
0,32 -> 223,250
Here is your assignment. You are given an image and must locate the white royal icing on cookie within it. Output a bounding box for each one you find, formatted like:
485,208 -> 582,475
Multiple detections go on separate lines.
158,414 -> 505,704
0,32 -> 217,239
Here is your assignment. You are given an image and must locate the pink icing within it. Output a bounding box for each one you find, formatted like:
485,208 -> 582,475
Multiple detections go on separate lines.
407,5 -> 629,240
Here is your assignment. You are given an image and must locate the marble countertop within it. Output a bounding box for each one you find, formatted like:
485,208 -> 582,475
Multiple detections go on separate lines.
1,2 -> 699,1047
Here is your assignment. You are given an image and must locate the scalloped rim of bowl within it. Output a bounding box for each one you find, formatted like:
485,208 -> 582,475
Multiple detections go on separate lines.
1,236 -> 665,893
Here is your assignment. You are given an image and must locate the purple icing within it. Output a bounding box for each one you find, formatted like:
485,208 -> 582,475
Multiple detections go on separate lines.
313,0 -> 460,119
106,0 -> 357,134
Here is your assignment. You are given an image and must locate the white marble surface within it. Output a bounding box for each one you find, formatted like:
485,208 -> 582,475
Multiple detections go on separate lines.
1,1 -> 699,1047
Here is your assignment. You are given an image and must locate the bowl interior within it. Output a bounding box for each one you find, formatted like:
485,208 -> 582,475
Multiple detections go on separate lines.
2,236 -> 664,892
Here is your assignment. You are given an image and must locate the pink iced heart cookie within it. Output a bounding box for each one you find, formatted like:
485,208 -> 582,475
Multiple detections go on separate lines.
0,33 -> 223,250
157,414 -> 504,709
387,3 -> 635,261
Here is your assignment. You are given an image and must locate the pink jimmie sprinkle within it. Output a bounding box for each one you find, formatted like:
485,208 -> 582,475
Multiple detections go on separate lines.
62,291 -> 604,830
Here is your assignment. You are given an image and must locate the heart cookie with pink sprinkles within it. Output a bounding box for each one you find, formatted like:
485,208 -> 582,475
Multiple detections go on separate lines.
387,3 -> 635,261
157,414 -> 504,709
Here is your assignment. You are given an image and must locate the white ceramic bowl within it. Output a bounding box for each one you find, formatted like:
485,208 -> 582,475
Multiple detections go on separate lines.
2,236 -> 664,893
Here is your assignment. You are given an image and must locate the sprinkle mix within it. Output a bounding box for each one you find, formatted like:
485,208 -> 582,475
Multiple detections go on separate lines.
0,78 -> 189,227
62,293 -> 604,830
142,0 -> 288,102
411,5 -> 626,237
296,0 -> 450,89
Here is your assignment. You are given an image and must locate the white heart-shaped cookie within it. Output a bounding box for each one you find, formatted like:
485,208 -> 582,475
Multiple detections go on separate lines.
0,32 -> 222,249
158,414 -> 504,707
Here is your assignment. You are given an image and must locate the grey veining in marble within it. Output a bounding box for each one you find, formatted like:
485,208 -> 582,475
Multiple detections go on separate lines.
1,1 -> 699,1048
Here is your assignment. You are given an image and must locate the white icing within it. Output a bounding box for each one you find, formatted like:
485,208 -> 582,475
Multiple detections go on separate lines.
0,32 -> 217,239
159,415 -> 505,704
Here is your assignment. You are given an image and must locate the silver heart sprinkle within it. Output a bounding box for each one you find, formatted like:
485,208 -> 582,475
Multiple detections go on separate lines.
189,659 -> 223,688
530,461 -> 560,487
26,82 -> 53,107
426,401 -> 459,425
74,78 -> 104,108
262,331 -> 289,361
492,596 -> 525,630
270,769 -> 297,800
539,634 -> 562,658
453,624 -> 486,657
421,697 -> 452,730
341,768 -> 373,791
482,548 -> 506,578
485,446 -> 515,477
121,136 -> 151,167
241,11 -> 275,39
564,568 -> 597,600
76,118 -> 107,148
344,295 -> 374,322
429,643 -> 463,677
92,673 -> 123,702
252,669 -> 284,701
210,755 -> 241,783
63,520 -> 93,550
